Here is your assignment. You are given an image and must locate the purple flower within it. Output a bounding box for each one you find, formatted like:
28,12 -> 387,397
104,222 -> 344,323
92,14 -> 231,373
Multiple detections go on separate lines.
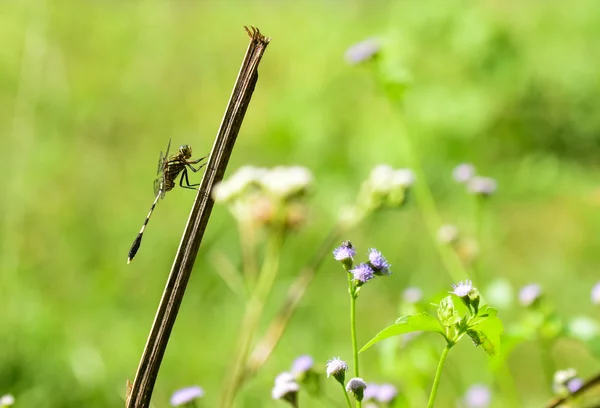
326,357 -> 349,384
346,378 -> 367,402
363,383 -> 380,401
291,355 -> 314,375
345,37 -> 380,64
272,372 -> 299,404
568,377 -> 584,393
451,280 -> 473,297
519,283 -> 542,307
467,176 -> 497,196
333,241 -> 356,262
592,282 -> 600,305
170,386 -> 204,406
376,383 -> 398,403
403,287 -> 423,304
453,163 -> 476,183
350,263 -> 375,283
464,384 -> 491,408
368,248 -> 391,275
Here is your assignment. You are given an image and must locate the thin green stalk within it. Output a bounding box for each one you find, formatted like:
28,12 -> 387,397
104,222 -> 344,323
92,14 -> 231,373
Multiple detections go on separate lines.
427,344 -> 452,408
349,286 -> 359,377
340,382 -> 353,408
348,277 -> 361,408
220,232 -> 283,407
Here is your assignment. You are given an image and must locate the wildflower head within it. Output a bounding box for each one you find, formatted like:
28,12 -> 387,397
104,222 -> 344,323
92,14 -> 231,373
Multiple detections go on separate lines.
437,224 -> 459,245
272,372 -> 300,407
350,263 -> 375,285
261,166 -> 313,200
375,383 -> 398,403
360,165 -> 415,211
451,280 -> 473,298
333,241 -> 356,269
367,248 -> 391,276
0,395 -> 15,407
592,282 -> 600,305
363,383 -> 379,401
553,368 -> 579,397
170,386 -> 204,406
467,176 -> 497,197
291,355 -> 314,376
345,378 -> 367,402
464,384 -> 491,408
403,287 -> 423,304
326,357 -> 348,385
519,283 -> 542,308
453,163 -> 476,184
345,37 -> 380,64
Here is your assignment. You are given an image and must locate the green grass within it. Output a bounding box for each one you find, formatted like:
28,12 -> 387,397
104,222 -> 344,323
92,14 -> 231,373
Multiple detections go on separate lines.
2,1 -> 600,407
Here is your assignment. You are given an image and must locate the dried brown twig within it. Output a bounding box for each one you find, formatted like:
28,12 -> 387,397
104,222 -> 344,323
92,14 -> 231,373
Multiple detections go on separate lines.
126,26 -> 270,408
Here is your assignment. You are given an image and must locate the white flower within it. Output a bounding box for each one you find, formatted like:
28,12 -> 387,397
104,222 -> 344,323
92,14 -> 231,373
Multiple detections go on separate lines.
213,166 -> 267,202
272,372 -> 299,401
451,280 -> 473,297
368,165 -> 395,193
392,169 -> 415,188
0,395 -> 15,407
437,224 -> 459,244
260,166 -> 313,198
453,163 -> 476,183
326,357 -> 349,380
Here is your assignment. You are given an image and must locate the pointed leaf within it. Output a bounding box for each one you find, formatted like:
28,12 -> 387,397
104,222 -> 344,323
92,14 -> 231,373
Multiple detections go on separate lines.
360,312 -> 445,353
469,316 -> 503,357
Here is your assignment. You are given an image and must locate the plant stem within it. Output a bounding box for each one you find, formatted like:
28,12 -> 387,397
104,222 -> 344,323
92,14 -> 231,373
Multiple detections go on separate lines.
427,343 -> 452,408
348,277 -> 361,408
220,232 -> 283,407
340,381 -> 353,408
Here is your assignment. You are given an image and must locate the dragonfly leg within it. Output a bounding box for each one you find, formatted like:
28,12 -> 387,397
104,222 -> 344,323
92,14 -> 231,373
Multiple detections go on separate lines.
179,168 -> 200,190
185,157 -> 207,172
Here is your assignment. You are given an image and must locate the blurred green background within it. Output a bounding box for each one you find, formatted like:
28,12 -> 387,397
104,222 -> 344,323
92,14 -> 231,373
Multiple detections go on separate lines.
2,1 -> 600,407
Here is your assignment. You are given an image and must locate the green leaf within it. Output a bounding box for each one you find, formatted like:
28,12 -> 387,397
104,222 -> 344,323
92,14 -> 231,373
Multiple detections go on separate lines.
477,305 -> 498,319
360,312 -> 444,353
468,316 -> 503,357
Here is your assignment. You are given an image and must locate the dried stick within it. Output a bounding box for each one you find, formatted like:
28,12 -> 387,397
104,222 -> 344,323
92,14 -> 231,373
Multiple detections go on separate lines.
126,26 -> 270,408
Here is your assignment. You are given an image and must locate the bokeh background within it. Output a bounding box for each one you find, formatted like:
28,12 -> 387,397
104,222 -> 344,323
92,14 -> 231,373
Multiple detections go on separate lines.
2,1 -> 600,407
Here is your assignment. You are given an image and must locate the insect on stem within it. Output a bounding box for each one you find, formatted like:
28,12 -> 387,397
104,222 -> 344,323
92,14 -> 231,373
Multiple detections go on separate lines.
127,141 -> 206,264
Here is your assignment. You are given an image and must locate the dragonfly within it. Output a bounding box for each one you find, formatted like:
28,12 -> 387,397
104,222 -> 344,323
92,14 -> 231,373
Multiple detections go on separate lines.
127,139 -> 206,264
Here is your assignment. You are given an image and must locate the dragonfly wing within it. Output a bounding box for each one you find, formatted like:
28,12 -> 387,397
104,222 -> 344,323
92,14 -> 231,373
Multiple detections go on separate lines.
156,139 -> 172,175
153,177 -> 162,197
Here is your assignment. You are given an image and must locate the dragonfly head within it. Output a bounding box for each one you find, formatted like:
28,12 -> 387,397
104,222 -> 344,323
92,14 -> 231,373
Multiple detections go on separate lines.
179,144 -> 192,159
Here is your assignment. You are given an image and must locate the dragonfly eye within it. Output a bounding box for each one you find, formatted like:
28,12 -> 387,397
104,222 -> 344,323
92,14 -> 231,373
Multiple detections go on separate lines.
179,145 -> 192,159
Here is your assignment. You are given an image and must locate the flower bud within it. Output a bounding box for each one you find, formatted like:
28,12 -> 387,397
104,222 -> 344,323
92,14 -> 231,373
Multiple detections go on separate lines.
346,378 -> 367,402
326,358 -> 348,385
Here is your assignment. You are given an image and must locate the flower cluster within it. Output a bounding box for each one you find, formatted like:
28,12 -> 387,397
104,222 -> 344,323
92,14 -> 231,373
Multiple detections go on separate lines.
213,165 -> 313,229
452,163 -> 497,197
553,368 -> 583,397
333,242 -> 391,286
